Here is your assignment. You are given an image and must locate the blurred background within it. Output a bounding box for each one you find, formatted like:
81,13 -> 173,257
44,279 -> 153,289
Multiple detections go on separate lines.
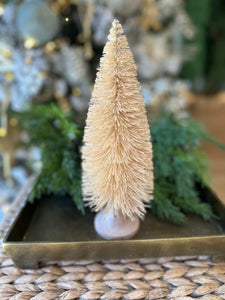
0,0 -> 225,222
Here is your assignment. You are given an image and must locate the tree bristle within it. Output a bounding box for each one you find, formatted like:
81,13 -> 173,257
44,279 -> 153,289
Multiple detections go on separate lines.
82,20 -> 154,220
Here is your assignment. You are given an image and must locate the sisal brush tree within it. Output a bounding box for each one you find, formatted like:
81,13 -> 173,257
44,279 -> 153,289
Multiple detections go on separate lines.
82,20 -> 153,240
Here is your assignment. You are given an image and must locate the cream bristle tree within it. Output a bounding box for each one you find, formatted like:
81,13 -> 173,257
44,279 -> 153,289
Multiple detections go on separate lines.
82,19 -> 153,239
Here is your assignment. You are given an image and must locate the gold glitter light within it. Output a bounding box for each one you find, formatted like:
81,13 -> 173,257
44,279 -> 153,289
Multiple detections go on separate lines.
24,37 -> 38,49
0,4 -> 4,16
0,128 -> 7,137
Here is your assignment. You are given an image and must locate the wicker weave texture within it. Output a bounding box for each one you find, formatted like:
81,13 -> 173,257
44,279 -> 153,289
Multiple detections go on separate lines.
0,186 -> 225,299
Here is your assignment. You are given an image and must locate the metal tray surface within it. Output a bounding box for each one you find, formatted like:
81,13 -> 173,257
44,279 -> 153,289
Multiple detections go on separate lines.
3,187 -> 225,269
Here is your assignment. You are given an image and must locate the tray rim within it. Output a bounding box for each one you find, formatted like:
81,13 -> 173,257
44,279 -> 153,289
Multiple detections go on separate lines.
4,235 -> 225,269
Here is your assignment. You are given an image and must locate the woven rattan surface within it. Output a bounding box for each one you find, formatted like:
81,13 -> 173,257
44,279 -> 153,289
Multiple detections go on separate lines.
1,186 -> 225,299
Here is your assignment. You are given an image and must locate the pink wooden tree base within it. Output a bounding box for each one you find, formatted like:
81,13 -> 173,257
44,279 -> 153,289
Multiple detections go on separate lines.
94,210 -> 140,240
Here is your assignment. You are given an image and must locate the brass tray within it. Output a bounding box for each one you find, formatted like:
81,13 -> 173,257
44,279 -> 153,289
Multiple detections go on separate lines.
3,185 -> 225,269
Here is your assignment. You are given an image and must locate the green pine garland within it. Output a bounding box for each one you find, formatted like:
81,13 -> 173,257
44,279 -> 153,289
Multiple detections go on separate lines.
15,104 -> 224,224
15,104 -> 84,213
151,111 -> 220,224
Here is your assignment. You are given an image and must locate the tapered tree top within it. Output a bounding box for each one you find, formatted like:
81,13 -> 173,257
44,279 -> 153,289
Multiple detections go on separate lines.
82,20 -> 153,219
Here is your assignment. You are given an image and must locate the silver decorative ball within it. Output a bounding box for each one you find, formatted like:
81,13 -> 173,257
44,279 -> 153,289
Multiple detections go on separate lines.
16,0 -> 59,46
